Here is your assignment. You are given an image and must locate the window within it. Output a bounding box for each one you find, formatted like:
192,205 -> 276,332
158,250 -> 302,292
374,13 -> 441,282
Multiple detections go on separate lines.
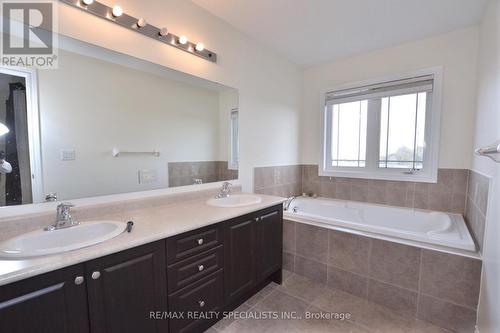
321,68 -> 442,182
228,109 -> 239,170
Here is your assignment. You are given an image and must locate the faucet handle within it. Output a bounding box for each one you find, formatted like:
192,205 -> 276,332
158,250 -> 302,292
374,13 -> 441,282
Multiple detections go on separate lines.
56,202 -> 74,218
57,202 -> 74,208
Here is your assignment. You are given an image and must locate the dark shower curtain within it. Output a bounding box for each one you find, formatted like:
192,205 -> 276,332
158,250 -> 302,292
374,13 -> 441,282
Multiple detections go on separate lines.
4,82 -> 26,205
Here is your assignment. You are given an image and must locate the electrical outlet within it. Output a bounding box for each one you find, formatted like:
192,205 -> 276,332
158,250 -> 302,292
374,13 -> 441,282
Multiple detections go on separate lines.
138,169 -> 157,184
60,149 -> 76,161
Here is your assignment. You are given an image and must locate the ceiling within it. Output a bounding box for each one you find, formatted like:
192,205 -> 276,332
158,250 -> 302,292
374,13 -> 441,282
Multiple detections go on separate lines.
192,0 -> 488,67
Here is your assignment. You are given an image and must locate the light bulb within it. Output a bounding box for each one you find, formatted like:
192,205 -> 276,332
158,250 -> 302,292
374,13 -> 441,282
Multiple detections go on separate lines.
195,43 -> 204,52
178,35 -> 188,45
112,5 -> 123,17
136,18 -> 146,28
0,123 -> 9,136
82,0 -> 94,5
159,28 -> 169,37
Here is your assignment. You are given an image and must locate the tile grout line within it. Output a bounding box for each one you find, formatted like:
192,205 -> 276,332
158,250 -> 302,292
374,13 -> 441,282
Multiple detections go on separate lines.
418,291 -> 479,312
416,249 -> 423,319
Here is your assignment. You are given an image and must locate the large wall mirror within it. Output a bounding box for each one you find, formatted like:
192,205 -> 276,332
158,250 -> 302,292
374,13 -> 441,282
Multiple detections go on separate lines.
0,35 -> 239,206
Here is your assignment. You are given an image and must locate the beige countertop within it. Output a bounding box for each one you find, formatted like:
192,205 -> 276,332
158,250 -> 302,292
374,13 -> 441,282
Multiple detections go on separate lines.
0,194 -> 285,287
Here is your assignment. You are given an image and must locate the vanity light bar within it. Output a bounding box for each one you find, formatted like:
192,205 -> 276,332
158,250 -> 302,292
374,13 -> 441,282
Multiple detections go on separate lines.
60,0 -> 217,63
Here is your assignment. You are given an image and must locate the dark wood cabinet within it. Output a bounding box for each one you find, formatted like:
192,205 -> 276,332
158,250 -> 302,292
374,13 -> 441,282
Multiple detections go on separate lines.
224,214 -> 257,305
168,270 -> 224,333
167,245 -> 224,293
85,240 -> 168,333
0,265 -> 89,333
166,225 -> 222,264
256,209 -> 283,281
224,205 -> 283,306
0,204 -> 283,333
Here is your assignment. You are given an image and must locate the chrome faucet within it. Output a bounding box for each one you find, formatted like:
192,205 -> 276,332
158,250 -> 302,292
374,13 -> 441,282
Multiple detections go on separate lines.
45,202 -> 80,231
284,196 -> 299,211
215,182 -> 232,198
45,192 -> 58,202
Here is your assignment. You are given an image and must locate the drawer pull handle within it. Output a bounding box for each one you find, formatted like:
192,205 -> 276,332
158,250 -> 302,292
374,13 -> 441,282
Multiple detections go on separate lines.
197,238 -> 204,245
198,264 -> 204,272
74,276 -> 84,285
198,300 -> 205,307
91,271 -> 101,280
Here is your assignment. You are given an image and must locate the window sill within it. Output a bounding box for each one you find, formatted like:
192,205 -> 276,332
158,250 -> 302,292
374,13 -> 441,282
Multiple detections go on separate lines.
319,169 -> 438,183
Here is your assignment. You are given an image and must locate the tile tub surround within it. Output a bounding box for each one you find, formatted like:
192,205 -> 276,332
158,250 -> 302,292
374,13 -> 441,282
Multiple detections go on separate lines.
168,161 -> 238,187
464,170 -> 490,251
283,220 -> 482,333
302,165 -> 469,214
253,165 -> 302,197
254,164 -> 471,214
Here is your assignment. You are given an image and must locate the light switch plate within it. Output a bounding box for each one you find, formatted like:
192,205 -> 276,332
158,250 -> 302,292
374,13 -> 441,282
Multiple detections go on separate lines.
60,149 -> 76,161
138,169 -> 157,184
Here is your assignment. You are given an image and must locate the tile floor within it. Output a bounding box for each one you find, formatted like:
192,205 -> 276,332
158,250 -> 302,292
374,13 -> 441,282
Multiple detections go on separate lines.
206,270 -> 452,333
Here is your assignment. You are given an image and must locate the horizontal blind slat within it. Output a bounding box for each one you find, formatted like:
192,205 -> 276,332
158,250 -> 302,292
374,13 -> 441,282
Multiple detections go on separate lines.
326,75 -> 433,104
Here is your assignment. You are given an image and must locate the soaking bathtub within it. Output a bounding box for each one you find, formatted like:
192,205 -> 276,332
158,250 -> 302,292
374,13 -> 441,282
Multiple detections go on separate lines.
284,196 -> 476,252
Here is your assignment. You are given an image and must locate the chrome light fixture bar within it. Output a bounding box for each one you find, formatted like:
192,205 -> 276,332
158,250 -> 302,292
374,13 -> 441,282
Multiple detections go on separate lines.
60,0 -> 217,63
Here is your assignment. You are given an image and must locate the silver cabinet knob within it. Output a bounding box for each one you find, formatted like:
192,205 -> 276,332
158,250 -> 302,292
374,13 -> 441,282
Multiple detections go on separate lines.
254,217 -> 260,222
197,238 -> 204,245
198,265 -> 204,272
91,271 -> 101,280
198,300 -> 205,307
74,276 -> 84,285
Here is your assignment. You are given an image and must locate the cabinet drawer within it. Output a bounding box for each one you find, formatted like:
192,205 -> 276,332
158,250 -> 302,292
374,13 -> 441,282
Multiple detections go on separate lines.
168,270 -> 224,333
167,246 -> 223,293
166,225 -> 222,264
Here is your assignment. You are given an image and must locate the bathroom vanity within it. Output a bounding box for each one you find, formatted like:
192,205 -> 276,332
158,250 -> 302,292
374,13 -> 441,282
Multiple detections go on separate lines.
0,203 -> 283,333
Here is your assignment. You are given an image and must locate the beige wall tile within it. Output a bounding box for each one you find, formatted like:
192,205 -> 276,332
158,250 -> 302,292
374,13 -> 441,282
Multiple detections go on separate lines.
369,239 -> 421,290
254,167 -> 274,190
417,295 -> 476,333
283,220 -> 296,253
295,223 -> 329,263
298,165 -> 470,214
420,250 -> 482,308
367,279 -> 418,318
327,265 -> 368,298
283,252 -> 295,272
328,230 -> 370,275
294,255 -> 327,283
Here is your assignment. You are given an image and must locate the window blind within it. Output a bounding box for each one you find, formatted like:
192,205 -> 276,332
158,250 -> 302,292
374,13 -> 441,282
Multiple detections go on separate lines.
325,75 -> 434,105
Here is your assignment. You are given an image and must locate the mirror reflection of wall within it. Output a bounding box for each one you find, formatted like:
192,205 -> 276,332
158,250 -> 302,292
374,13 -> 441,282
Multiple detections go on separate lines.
0,37 -> 238,206
0,72 -> 31,206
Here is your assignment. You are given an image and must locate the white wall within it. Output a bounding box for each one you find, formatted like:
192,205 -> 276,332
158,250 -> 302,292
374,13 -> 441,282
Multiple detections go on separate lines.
301,27 -> 479,169
55,0 -> 302,192
38,49 -> 222,200
474,1 -> 500,332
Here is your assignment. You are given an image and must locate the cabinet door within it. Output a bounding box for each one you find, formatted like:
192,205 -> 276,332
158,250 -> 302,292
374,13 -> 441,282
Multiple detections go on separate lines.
85,241 -> 168,333
224,214 -> 257,305
256,207 -> 283,281
168,270 -> 224,333
0,265 -> 89,333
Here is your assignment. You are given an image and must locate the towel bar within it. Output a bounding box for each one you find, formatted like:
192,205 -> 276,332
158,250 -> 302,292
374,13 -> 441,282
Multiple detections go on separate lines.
475,142 -> 500,163
112,148 -> 160,157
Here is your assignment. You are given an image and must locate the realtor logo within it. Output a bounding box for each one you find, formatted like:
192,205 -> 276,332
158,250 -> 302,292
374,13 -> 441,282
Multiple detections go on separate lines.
1,0 -> 58,68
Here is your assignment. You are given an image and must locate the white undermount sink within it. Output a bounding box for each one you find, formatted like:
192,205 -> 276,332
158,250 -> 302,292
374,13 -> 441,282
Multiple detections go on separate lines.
0,221 -> 127,259
206,194 -> 262,208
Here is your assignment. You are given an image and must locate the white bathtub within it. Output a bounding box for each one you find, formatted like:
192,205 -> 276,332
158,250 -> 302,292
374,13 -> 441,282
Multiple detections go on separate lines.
285,197 -> 476,252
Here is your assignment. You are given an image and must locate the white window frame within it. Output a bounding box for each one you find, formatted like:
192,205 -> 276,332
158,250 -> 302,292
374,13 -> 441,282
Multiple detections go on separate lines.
0,66 -> 44,202
319,67 -> 443,183
228,108 -> 239,170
